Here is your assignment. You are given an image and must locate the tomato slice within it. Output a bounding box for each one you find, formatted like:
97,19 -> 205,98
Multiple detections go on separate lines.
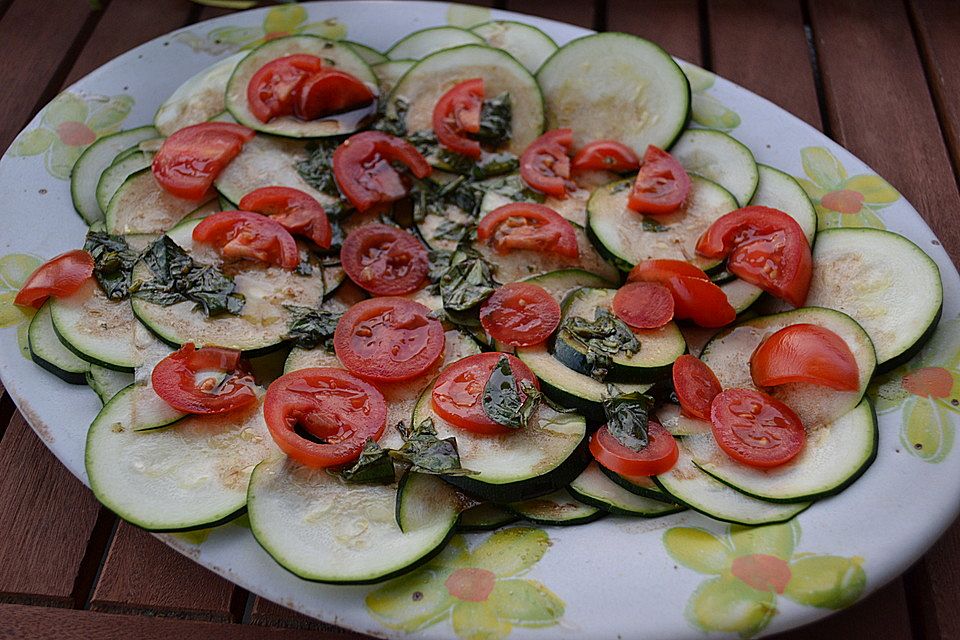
672,354 -> 722,420
13,249 -> 94,308
627,259 -> 735,328
295,68 -> 375,121
333,297 -> 445,382
238,186 -> 332,249
628,145 -> 691,216
476,202 -> 579,258
520,128 -> 574,198
340,223 -> 429,296
246,54 -> 324,123
627,258 -> 709,283
710,388 -> 806,469
151,343 -> 257,415
589,421 -> 679,476
263,367 -> 387,468
332,131 -> 432,212
750,324 -> 860,391
612,282 -> 674,329
432,78 -> 484,159
192,210 -> 300,270
571,140 -> 640,173
479,282 -> 561,347
696,206 -> 812,308
431,352 -> 539,434
152,122 -> 255,201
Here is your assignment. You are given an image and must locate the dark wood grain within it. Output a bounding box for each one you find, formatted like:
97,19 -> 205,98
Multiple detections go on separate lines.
504,0 -> 594,29
608,0 -> 702,64
903,529 -> 960,640
250,598 -> 372,637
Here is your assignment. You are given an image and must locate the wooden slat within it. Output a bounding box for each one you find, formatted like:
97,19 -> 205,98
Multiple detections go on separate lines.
503,0 -> 594,29
903,527 -> 960,640
607,0 -> 701,64
250,598 -> 372,637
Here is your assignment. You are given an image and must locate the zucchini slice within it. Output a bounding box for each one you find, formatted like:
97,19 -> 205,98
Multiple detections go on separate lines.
86,364 -> 134,404
49,280 -> 139,371
507,489 -> 604,525
154,51 -> 247,136
522,268 -> 615,305
537,32 -> 690,155
597,464 -> 677,502
372,59 -> 414,95
569,463 -> 685,517
226,35 -> 378,137
656,402 -> 711,437
28,301 -> 90,384
669,129 -> 758,207
96,150 -> 155,214
345,41 -> 388,65
457,502 -> 520,531
750,164 -> 817,243
105,168 -> 212,234
471,20 -> 558,74
386,26 -> 484,60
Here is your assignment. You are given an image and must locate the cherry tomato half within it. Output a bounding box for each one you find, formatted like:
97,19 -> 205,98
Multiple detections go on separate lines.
239,186 -> 332,249
627,258 -> 709,283
333,131 -> 431,212
627,259 -> 735,328
590,421 -> 679,476
295,68 -> 375,121
612,282 -> 674,329
750,323 -> 860,391
476,202 -> 579,259
431,352 -> 539,435
672,354 -> 722,421
263,367 -> 387,468
479,282 -> 561,347
710,388 -> 806,469
152,122 -> 255,201
571,140 -> 640,173
696,206 -> 812,308
520,128 -> 574,198
432,78 -> 484,159
192,210 -> 299,270
13,249 -> 94,309
628,145 -> 691,216
247,54 -> 323,123
151,343 -> 257,415
340,223 -> 429,296
333,297 -> 445,382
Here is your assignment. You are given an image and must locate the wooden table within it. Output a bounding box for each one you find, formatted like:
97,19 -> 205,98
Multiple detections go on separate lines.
1,0 -> 958,637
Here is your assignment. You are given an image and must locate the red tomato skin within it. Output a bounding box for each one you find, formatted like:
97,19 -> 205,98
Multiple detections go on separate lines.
14,250 -> 94,308
431,352 -> 539,434
750,324 -> 860,391
710,388 -> 806,469
238,186 -> 332,249
627,258 -> 709,283
263,367 -> 387,468
628,145 -> 691,215
571,140 -> 641,173
520,128 -> 574,198
294,68 -> 375,121
152,123 -> 255,201
589,421 -> 679,476
432,78 -> 484,159
696,206 -> 812,308
476,202 -> 579,258
672,354 -> 722,420
192,210 -> 300,270
151,343 -> 257,415
627,261 -> 735,328
612,282 -> 675,329
479,282 -> 561,347
333,131 -> 432,212
246,54 -> 324,123
334,297 -> 445,382
340,223 -> 429,296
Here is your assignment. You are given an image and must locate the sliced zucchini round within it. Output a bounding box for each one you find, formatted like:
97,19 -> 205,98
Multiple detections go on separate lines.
106,168 -> 211,234
471,20 -> 558,74
154,51 -> 247,136
656,402 -> 711,437
597,464 -> 677,502
569,462 -> 684,517
49,280 -> 138,371
345,41 -> 388,65
457,502 -> 520,531
507,489 -> 604,525
669,129 -> 758,207
86,364 -> 134,404
386,26 -> 484,60
96,150 -> 154,214
521,268 -> 616,305
28,301 -> 90,384
750,164 -> 817,244
722,278 -> 765,315
416,203 -> 474,252
372,59 -> 414,95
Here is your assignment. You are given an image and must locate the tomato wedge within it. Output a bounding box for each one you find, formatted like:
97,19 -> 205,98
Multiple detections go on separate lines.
333,131 -> 431,212
263,367 -> 387,468
238,186 -> 332,249
520,128 -> 574,198
710,388 -> 806,469
476,202 -> 579,258
612,282 -> 674,329
627,258 -> 708,283
151,343 -> 257,415
589,421 -> 679,476
192,210 -> 299,270
627,259 -> 735,328
672,354 -> 722,420
571,140 -> 640,173
152,122 -> 255,201
432,352 -> 539,434
696,206 -> 812,308
14,249 -> 94,308
333,297 -> 445,382
247,54 -> 323,123
432,78 -> 484,159
628,145 -> 691,216
750,324 -> 860,391
479,282 -> 561,347
340,223 -> 429,296
295,68 -> 375,121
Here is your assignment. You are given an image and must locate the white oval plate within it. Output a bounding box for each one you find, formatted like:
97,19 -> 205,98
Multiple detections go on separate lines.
1,3 -> 958,638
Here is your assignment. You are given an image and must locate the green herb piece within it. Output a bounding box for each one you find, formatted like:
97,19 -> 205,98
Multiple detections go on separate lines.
374,98 -> 409,137
283,302 -> 344,351
390,418 -> 476,476
336,438 -> 397,484
642,218 -> 668,232
83,231 -> 138,300
560,308 -> 640,381
602,388 -> 655,452
481,173 -> 546,203
427,249 -> 453,285
407,129 -> 438,157
475,93 -> 512,146
433,218 -> 476,243
294,255 -> 313,276
439,248 -> 497,312
295,139 -> 341,197
481,355 -> 525,428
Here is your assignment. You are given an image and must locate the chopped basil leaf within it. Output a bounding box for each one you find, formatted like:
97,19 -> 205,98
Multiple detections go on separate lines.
433,218 -> 476,243
481,173 -> 546,204
84,231 -> 138,300
439,247 -> 497,312
560,308 -> 640,381
603,388 -> 654,452
390,418 -> 477,476
475,92 -> 512,146
283,301 -> 344,350
336,438 -> 397,484
427,249 -> 453,286
295,139 -> 341,197
374,97 -> 409,137
481,355 -> 525,428
642,218 -> 668,232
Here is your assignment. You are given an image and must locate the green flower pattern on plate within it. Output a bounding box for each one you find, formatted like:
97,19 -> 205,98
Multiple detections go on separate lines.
681,63 -> 741,132
795,146 -> 900,231
366,527 -> 564,640
0,254 -> 43,361
176,5 -> 348,55
664,522 -> 866,638
9,92 -> 134,180
871,316 -> 960,463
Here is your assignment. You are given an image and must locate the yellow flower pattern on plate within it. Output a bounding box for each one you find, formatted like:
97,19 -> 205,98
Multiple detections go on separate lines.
0,254 -> 43,361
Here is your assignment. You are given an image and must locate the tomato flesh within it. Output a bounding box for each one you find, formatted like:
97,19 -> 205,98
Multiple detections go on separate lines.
479,282 -> 561,347
14,249 -> 94,308
751,323 -> 860,391
152,122 -> 254,201
295,68 -> 375,121
247,54 -> 323,123
151,343 -> 257,415
627,259 -> 735,328
432,352 -> 539,434
627,258 -> 708,283
590,421 -> 679,476
628,145 -> 691,216
263,367 -> 387,468
476,202 -> 579,258
333,131 -> 431,212
710,388 -> 805,469
432,78 -> 484,159
572,140 -> 640,173
340,223 -> 429,296
192,210 -> 299,270
520,129 -> 574,198
334,297 -> 445,382
612,282 -> 674,329
238,186 -> 332,249
672,354 -> 722,420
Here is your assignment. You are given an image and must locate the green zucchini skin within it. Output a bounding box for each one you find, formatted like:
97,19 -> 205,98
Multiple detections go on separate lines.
456,503 -> 520,532
597,464 -> 677,503
28,302 -> 90,385
507,490 -> 606,526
